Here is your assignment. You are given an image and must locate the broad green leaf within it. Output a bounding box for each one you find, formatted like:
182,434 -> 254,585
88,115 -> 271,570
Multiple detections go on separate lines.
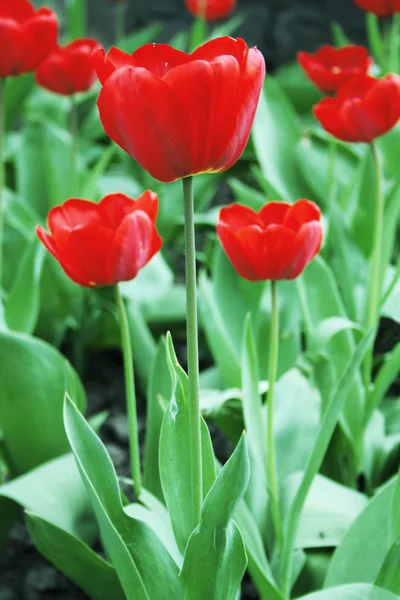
4,74 -> 34,129
43,122 -> 74,205
159,333 -> 216,553
280,330 -> 374,593
125,300 -> 156,389
0,453 -> 96,549
298,257 -> 365,448
64,396 -> 182,600
252,76 -> 313,202
274,61 -> 322,114
15,121 -> 48,217
5,239 -> 45,334
325,478 -> 397,587
282,474 -> 367,549
143,338 -> 170,502
0,330 -> 86,473
26,512 -> 125,600
299,583 -> 400,599
180,435 -> 250,600
234,499 -> 283,600
309,317 -> 363,354
229,177 -> 266,209
349,148 -> 378,258
375,537 -> 400,594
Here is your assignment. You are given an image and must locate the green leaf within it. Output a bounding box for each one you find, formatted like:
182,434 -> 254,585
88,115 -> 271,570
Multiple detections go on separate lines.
365,343 -> 400,424
0,453 -> 96,549
309,317 -> 364,354
180,434 -> 250,600
376,537 -> 400,594
65,0 -> 87,40
5,238 -> 45,334
299,583 -> 400,599
325,478 -> 397,587
15,121 -> 48,217
252,76 -> 312,202
274,61 -> 322,115
280,329 -> 374,593
229,177 -> 266,209
234,499 -> 283,600
0,330 -> 86,474
159,333 -> 216,553
64,396 -> 183,600
143,338 -> 170,502
26,512 -> 125,600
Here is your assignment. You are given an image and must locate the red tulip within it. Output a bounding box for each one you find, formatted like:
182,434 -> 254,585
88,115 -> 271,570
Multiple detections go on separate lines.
217,200 -> 323,281
36,192 -> 162,287
0,0 -> 58,78
185,0 -> 236,21
313,73 -> 400,143
353,0 -> 400,16
297,45 -> 372,94
93,37 -> 265,183
36,38 -> 102,96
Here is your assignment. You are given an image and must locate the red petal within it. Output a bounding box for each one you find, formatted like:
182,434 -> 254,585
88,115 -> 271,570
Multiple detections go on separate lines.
0,0 -> 35,22
0,19 -> 24,77
258,202 -> 290,227
107,211 -> 162,283
218,204 -> 261,232
283,221 -> 323,279
93,46 -> 134,85
48,199 -> 101,237
131,43 -> 190,76
131,191 -> 159,223
67,224 -> 116,286
364,74 -> 400,136
36,225 -> 89,286
283,200 -> 321,232
313,98 -> 353,142
20,9 -> 58,73
257,225 -> 296,280
97,66 -> 193,182
216,221 -> 260,280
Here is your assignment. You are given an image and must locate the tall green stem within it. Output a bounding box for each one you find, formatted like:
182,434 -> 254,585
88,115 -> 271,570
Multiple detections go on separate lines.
367,13 -> 384,68
389,13 -> 400,73
70,95 -> 79,196
363,142 -> 384,389
182,176 -> 202,528
267,280 -> 284,554
115,285 -> 142,498
0,78 -> 6,290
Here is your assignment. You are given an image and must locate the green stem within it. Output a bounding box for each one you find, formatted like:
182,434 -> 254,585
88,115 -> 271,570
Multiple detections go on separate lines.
182,176 -> 202,528
367,13 -> 384,68
389,13 -> 400,73
363,142 -> 384,389
0,78 -> 6,291
115,1 -> 126,42
267,280 -> 284,555
115,285 -> 142,498
70,95 -> 79,196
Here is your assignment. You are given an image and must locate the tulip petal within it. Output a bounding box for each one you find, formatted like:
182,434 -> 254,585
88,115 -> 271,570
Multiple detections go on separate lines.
48,199 -> 102,237
97,193 -> 136,229
97,66 -> 194,182
284,221 -> 323,279
36,225 -> 89,286
93,46 -> 134,85
283,199 -> 321,232
20,9 -> 58,73
0,0 -> 35,21
218,204 -> 261,232
258,225 -> 296,280
107,211 -> 162,284
364,74 -> 400,135
313,98 -> 353,142
258,202 -> 290,227
0,19 -> 24,77
216,222 -> 261,281
131,191 -> 159,223
131,43 -> 190,76
67,224 -> 116,286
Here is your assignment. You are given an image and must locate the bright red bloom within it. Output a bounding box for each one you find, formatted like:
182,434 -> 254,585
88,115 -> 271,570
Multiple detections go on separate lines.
313,74 -> 400,143
297,45 -> 372,94
0,0 -> 58,78
93,37 -> 265,183
217,200 -> 323,281
185,0 -> 236,20
353,0 -> 400,16
36,192 -> 162,287
36,38 -> 102,96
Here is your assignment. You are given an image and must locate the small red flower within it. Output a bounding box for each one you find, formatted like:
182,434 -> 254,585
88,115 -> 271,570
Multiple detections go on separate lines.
0,0 -> 58,78
217,200 -> 323,281
353,0 -> 400,16
36,38 -> 102,96
185,0 -> 236,20
93,37 -> 265,183
313,73 -> 400,143
36,192 -> 162,287
297,45 -> 372,94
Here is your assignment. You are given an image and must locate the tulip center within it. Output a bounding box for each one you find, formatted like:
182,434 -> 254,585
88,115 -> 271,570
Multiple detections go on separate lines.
332,66 -> 341,74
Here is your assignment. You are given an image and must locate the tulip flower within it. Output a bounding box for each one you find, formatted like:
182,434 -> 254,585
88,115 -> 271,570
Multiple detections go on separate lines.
217,200 -> 323,281
36,192 -> 162,287
353,0 -> 400,16
36,38 -> 102,96
185,0 -> 236,21
297,45 -> 372,94
0,0 -> 58,78
93,37 -> 265,183
313,74 -> 400,143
